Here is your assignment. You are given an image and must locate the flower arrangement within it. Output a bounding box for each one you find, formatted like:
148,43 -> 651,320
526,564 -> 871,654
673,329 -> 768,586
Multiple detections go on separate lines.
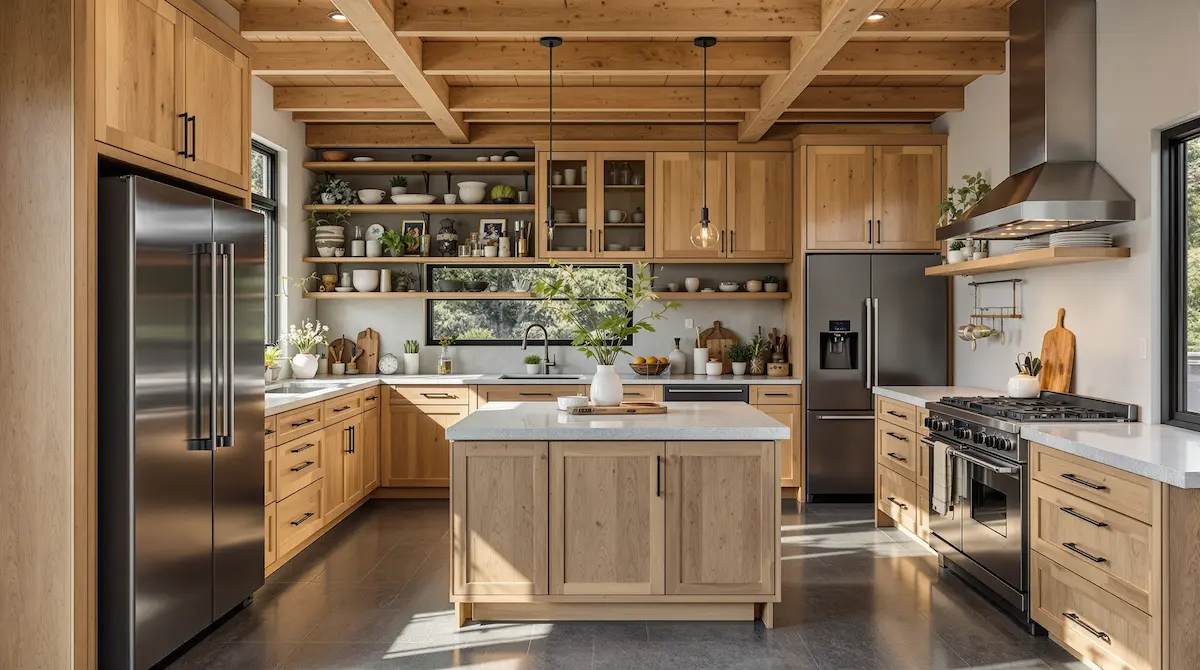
264,345 -> 282,368
283,319 -> 329,354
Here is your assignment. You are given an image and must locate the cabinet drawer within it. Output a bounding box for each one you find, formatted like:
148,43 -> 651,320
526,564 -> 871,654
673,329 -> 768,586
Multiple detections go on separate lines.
390,386 -> 469,406
876,422 -> 917,480
916,407 -> 930,437
275,403 -> 324,444
620,385 -> 662,402
323,391 -> 364,420
264,503 -> 277,567
1030,443 -> 1155,524
277,478 -> 323,558
276,432 -> 325,501
876,397 -> 918,431
264,415 -> 277,449
877,465 -> 917,533
477,385 -> 587,406
362,386 -> 381,411
1030,480 -> 1153,613
751,385 -> 801,405
264,448 -> 276,506
1031,552 -> 1152,670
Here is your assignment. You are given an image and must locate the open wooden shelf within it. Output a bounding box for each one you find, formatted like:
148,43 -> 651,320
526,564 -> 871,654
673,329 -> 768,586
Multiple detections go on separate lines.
652,292 -> 791,300
924,247 -> 1131,277
304,291 -> 536,300
303,256 -> 540,264
303,204 -> 536,214
304,161 -> 535,175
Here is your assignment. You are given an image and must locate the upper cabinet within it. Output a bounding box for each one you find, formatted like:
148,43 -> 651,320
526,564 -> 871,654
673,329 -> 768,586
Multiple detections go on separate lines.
727,152 -> 792,260
653,152 -> 728,261
95,0 -> 251,190
805,144 -> 942,252
536,151 -> 654,261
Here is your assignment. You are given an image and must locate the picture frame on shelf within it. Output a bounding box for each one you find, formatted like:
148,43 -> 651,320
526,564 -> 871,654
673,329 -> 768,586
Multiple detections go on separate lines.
402,219 -> 426,255
480,218 -> 507,241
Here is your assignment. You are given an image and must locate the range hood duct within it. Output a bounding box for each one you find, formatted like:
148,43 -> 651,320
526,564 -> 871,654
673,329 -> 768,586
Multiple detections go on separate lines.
938,0 -> 1135,241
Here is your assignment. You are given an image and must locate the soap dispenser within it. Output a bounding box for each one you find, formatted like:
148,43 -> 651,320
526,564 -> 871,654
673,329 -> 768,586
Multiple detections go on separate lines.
668,337 -> 688,375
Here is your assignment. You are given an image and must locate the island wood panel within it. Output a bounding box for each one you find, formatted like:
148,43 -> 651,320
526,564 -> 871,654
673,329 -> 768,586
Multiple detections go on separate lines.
754,404 -> 801,488
549,442 -> 665,596
876,422 -> 917,481
873,145 -> 942,251
276,478 -> 324,557
182,17 -> 249,188
264,448 -> 276,506
726,152 -> 792,260
653,152 -> 727,260
665,441 -> 774,595
383,403 -> 466,487
805,145 -> 874,250
452,441 -> 549,596
475,385 -> 587,407
876,464 -> 918,534
264,415 -> 277,449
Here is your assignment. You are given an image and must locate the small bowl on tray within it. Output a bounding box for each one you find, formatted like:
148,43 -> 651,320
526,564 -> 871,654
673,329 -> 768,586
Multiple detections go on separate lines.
629,361 -> 669,376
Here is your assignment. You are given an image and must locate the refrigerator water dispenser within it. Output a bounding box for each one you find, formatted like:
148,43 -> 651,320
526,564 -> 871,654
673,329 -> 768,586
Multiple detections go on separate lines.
819,321 -> 857,370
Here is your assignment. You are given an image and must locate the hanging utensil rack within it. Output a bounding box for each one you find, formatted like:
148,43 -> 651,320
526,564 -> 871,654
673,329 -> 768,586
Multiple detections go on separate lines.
968,278 -> 1022,344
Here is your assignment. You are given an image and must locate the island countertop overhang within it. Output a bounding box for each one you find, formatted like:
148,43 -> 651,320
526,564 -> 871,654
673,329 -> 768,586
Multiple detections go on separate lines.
445,401 -> 790,442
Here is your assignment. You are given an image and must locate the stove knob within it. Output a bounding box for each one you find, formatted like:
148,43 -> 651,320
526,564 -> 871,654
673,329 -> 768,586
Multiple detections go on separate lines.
999,437 -> 1013,451
984,435 -> 996,448
961,428 -> 973,442
923,417 -> 933,429
974,431 -> 985,444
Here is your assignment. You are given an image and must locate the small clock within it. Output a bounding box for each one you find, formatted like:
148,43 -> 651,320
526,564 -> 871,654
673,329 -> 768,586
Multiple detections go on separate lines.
378,353 -> 400,375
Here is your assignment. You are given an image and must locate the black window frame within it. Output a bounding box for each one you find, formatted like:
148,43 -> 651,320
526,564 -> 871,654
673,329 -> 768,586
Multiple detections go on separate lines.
424,263 -> 635,347
251,140 -> 280,345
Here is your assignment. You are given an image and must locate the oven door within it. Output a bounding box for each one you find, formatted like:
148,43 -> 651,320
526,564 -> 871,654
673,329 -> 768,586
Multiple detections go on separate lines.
956,447 -> 1025,592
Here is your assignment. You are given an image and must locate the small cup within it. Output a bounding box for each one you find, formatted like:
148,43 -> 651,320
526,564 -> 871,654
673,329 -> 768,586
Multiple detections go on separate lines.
365,240 -> 382,257
667,282 -> 680,292
564,168 -> 577,186
746,279 -> 763,293
552,172 -> 563,186
444,193 -> 458,204
331,362 -> 346,375
577,208 -> 588,223
517,190 -> 531,204
705,361 -> 723,376
334,247 -> 345,257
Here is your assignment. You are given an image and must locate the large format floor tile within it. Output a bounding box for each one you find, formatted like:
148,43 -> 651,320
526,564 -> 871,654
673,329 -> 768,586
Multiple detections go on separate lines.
167,498 -> 1058,670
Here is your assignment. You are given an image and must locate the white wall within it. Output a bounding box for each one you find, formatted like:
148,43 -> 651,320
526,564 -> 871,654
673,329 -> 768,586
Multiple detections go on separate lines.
933,0 -> 1200,419
252,76 -> 315,356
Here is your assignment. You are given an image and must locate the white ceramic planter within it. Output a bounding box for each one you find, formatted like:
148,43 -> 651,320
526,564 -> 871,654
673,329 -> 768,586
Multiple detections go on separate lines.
705,361 -> 723,376
314,225 -> 344,258
403,353 -> 420,375
320,193 -> 336,205
291,353 -> 319,379
391,186 -> 407,196
947,249 -> 967,263
589,364 -> 623,406
457,181 -> 487,205
764,283 -> 779,293
731,362 -> 748,375
1007,374 -> 1042,398
526,363 -> 542,375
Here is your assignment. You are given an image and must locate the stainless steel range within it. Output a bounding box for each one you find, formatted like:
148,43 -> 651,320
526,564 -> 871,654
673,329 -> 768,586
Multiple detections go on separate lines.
924,392 -> 1137,632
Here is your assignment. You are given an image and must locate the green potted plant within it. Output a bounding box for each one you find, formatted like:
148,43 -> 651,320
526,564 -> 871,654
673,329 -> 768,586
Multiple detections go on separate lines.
937,171 -> 992,228
389,175 -> 408,196
403,339 -> 420,375
312,174 -> 357,205
379,228 -> 410,258
308,211 -> 344,258
726,343 -> 752,376
762,275 -> 781,293
534,262 -> 679,406
264,345 -> 283,382
523,354 -> 543,375
948,239 -> 968,263
747,333 -> 771,375
394,270 -> 417,292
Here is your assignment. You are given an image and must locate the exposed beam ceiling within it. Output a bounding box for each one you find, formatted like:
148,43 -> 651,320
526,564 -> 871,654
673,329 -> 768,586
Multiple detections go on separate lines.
252,42 -> 389,77
293,111 -> 940,125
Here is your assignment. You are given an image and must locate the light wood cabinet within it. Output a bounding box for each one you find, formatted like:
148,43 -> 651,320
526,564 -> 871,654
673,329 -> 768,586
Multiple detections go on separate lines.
876,422 -> 917,481
452,441 -> 549,596
474,385 -> 586,407
276,478 -> 323,557
275,403 -> 324,445
665,441 -> 775,595
276,432 -> 324,500
344,413 -> 366,507
876,464 -> 918,534
653,152 -> 728,260
755,404 -> 801,488
322,413 -> 364,520
874,146 -> 942,251
181,18 -> 249,187
874,397 -> 924,534
727,152 -> 792,260
264,503 -> 276,567
264,415 -> 277,450
806,146 -> 874,250
264,448 -> 276,506
362,407 -> 380,494
595,152 -> 653,260
383,403 -> 466,487
549,442 -> 665,596
537,151 -> 597,259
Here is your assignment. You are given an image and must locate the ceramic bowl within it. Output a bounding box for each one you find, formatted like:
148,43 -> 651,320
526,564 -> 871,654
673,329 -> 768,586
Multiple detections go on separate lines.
411,153 -> 432,162
321,150 -> 350,162
457,181 -> 488,204
351,270 -> 380,293
357,189 -> 386,205
719,282 -> 740,293
463,280 -> 490,292
436,279 -> 463,292
557,395 -> 589,411
391,194 -> 438,205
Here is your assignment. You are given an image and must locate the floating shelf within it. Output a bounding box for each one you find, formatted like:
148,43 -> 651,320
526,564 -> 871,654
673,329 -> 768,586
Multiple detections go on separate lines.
303,256 -> 540,264
652,292 -> 791,300
304,291 -> 536,300
303,204 -> 536,214
924,247 -> 1131,277
604,185 -> 646,190
549,184 -> 587,189
304,161 -> 535,175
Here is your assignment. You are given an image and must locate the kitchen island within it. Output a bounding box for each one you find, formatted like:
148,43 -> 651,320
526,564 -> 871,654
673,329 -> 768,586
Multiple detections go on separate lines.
444,401 -> 790,627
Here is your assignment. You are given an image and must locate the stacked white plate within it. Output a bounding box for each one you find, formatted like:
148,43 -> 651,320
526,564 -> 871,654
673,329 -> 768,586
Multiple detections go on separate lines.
1013,237 -> 1050,252
1049,231 -> 1113,248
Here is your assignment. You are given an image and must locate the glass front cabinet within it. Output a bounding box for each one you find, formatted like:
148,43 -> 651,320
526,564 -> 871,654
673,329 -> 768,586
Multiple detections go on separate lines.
537,151 -> 652,260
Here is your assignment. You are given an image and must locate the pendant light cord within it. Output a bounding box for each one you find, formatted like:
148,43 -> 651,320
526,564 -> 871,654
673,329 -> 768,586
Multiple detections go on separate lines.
702,43 -> 707,216
547,42 -> 553,228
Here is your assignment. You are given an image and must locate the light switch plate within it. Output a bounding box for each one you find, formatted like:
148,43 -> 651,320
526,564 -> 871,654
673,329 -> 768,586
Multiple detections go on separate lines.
684,318 -> 693,330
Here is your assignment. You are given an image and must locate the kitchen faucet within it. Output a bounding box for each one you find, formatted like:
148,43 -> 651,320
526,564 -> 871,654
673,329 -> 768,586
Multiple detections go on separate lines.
521,324 -> 556,375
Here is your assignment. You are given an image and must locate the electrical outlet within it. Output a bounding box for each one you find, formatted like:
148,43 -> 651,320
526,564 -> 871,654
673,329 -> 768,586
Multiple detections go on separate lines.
684,318 -> 694,330
1138,337 -> 1148,360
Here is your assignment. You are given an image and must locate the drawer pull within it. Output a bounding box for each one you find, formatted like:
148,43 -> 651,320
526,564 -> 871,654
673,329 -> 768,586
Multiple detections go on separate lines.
289,461 -> 315,473
1063,612 -> 1110,644
764,393 -> 790,397
519,392 -> 552,397
1062,542 -> 1107,564
1059,506 -> 1108,528
332,405 -> 352,413
1061,473 -> 1108,490
264,429 -> 275,436
886,431 -> 909,442
290,418 -> 315,428
886,452 -> 908,463
886,496 -> 908,510
288,443 -> 315,454
421,392 -> 458,399
886,410 -> 908,419
365,395 -> 378,401
289,512 -> 315,527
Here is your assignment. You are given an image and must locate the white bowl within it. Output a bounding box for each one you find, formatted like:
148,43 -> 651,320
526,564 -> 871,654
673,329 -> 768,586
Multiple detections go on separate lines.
357,189 -> 386,205
352,157 -> 375,162
457,181 -> 488,205
489,155 -> 503,162
719,282 -> 740,292
557,395 -> 589,411
475,156 -> 489,162
351,270 -> 380,293
503,156 -> 520,162
391,194 -> 438,205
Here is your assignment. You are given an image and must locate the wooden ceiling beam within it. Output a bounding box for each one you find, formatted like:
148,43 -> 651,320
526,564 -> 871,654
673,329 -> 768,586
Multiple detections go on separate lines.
740,0 -> 883,142
306,123 -> 798,147
293,111 -> 434,124
252,42 -> 390,76
462,112 -> 748,124
449,87 -> 760,112
294,111 -> 939,125
240,5 -> 357,39
788,86 -> 963,112
825,42 -> 1006,76
274,86 -> 423,112
330,0 -> 468,142
856,8 -> 1008,38
422,41 -> 790,76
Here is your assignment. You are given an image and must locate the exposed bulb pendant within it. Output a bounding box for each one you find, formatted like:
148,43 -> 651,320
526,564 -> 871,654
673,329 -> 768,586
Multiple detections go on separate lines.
541,37 -> 563,241
690,37 -> 720,250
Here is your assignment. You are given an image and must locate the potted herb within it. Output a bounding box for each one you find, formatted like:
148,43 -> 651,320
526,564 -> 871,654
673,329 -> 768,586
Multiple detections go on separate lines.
523,354 -> 543,375
947,240 -> 968,263
264,345 -> 283,382
379,228 -> 410,257
937,171 -> 992,228
726,343 -> 752,376
437,334 -> 457,375
534,262 -> 679,406
312,174 -> 357,205
389,175 -> 408,196
763,275 -> 781,293
394,270 -> 417,292
403,340 -> 420,375
747,333 -> 770,376
282,318 -> 329,379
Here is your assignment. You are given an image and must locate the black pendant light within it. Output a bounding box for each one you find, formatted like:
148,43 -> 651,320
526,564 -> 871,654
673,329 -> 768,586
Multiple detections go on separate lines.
540,37 -> 563,241
690,36 -> 719,249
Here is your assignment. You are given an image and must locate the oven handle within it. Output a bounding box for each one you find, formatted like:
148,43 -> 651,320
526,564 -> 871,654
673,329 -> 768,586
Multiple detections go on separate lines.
948,447 -> 1019,475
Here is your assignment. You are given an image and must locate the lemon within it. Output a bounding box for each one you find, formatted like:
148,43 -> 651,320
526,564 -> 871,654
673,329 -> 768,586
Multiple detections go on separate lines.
632,356 -> 647,365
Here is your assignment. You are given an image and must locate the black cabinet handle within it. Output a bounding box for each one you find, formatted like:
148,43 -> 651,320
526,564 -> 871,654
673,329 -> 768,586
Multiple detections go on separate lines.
421,392 -> 458,399
886,452 -> 908,463
867,219 -> 872,244
264,429 -> 275,436
178,113 -> 188,157
289,461 -> 314,473
288,443 -> 315,454
1061,473 -> 1107,490
887,496 -> 908,510
291,418 -> 315,427
1060,506 -> 1108,528
764,393 -> 789,397
1062,542 -> 1106,564
290,512 -> 315,527
886,431 -> 909,442
876,220 -> 882,243
351,425 -> 355,454
656,455 -> 662,498
188,114 -> 196,160
886,410 -> 908,419
1063,612 -> 1110,643
333,405 -> 352,413
366,395 -> 378,401
729,230 -> 735,254
520,392 -> 552,397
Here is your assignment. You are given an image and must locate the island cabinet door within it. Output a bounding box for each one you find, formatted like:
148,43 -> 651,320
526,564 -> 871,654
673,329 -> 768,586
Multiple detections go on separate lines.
452,442 -> 549,595
549,442 -> 665,596
665,442 -> 775,595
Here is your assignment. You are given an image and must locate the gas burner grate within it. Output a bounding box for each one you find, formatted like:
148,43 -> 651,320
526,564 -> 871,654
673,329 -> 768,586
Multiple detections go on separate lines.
938,396 -> 1121,422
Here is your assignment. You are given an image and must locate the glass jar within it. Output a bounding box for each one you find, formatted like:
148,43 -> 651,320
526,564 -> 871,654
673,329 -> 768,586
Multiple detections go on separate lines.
608,163 -> 620,185
618,162 -> 633,185
436,218 -> 458,257
437,346 -> 453,375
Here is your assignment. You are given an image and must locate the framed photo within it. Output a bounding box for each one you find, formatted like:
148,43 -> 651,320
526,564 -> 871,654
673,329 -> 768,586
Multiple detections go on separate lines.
479,218 -> 507,241
401,219 -> 427,239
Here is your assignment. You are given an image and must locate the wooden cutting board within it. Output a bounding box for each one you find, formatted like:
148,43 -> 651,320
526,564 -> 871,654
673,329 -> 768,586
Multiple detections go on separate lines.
326,337 -> 356,373
699,320 -> 739,373
566,403 -> 667,415
357,328 -> 379,374
1039,308 -> 1075,393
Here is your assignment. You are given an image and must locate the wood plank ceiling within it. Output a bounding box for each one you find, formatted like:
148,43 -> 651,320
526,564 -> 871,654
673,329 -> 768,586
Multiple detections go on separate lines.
240,0 -> 1013,143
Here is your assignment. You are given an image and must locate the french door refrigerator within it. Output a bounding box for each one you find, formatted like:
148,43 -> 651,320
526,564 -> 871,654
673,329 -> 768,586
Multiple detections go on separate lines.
98,176 -> 264,670
805,254 -> 947,502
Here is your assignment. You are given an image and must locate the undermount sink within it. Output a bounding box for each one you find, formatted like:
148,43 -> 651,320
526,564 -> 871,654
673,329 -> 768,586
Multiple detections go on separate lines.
266,381 -> 359,394
497,374 -> 584,380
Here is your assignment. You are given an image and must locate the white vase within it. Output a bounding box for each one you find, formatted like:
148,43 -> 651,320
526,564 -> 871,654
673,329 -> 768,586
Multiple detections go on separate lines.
526,363 -> 542,375
589,364 -> 623,406
320,193 -> 336,205
291,353 -> 319,379
1007,374 -> 1042,398
731,362 -> 748,376
403,353 -> 420,375
692,347 -> 708,374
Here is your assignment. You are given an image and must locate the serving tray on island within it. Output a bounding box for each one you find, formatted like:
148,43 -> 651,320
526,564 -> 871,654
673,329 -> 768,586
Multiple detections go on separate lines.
565,402 -> 667,415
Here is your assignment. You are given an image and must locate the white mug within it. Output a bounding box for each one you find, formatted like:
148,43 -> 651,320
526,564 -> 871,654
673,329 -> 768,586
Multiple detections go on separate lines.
444,193 -> 458,204
564,168 -> 577,186
607,209 -> 628,223
577,208 -> 588,223
350,240 -> 366,257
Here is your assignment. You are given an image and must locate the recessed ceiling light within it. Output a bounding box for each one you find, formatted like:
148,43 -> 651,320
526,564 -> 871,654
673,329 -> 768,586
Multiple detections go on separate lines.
328,10 -> 348,22
866,11 -> 889,22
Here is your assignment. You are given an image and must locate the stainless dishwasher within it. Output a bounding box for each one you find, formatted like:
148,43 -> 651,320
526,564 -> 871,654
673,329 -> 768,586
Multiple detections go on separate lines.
662,384 -> 750,403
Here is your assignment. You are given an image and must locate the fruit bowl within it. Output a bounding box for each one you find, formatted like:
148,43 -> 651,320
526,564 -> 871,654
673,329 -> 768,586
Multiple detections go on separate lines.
629,361 -> 669,376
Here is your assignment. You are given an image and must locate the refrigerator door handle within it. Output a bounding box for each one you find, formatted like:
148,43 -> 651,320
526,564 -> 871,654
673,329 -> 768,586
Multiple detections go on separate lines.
188,243 -> 214,452
864,298 -> 872,389
216,243 -> 235,448
872,297 -> 880,387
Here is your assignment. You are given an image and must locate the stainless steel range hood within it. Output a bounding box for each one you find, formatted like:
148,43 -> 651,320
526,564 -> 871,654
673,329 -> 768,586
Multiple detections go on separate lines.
938,0 -> 1135,241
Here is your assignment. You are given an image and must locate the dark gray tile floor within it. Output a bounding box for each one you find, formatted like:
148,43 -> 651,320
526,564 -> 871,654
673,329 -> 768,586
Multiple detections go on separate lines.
168,500 -> 1087,670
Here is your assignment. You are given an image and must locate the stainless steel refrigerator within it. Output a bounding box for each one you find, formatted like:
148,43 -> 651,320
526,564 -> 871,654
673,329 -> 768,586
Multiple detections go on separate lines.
98,176 -> 264,670
805,254 -> 947,502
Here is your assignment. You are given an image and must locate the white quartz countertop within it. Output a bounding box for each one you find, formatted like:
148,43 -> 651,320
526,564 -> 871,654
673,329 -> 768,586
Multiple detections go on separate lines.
872,385 -> 1004,408
1021,423 -> 1200,489
445,401 -> 791,442
265,374 -> 801,416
